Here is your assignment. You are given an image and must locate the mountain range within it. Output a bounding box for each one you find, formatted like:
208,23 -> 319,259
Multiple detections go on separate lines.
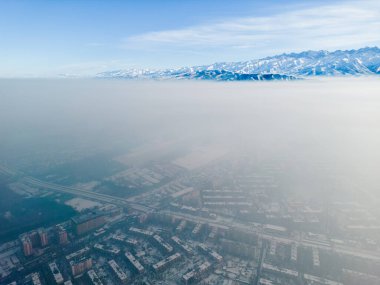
97,47 -> 380,81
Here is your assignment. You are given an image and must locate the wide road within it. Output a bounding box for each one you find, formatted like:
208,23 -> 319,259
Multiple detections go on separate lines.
22,176 -> 153,213
0,164 -> 152,213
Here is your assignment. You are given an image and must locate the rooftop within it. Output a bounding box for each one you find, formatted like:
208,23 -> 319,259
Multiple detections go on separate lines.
71,211 -> 105,225
153,253 -> 181,271
125,251 -> 144,272
108,260 -> 128,281
87,270 -> 103,285
48,262 -> 64,284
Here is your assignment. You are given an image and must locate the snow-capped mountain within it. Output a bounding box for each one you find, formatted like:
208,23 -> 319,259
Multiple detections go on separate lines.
175,70 -> 296,81
200,47 -> 380,76
97,69 -> 295,81
97,47 -> 380,80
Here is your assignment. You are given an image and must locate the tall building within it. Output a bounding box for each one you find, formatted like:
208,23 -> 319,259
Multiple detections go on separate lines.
38,228 -> 48,247
20,228 -> 48,256
28,231 -> 41,247
56,225 -> 68,245
70,257 -> 93,276
21,236 -> 33,256
71,211 -> 106,235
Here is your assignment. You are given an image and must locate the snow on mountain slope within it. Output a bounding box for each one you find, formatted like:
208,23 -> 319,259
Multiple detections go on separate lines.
97,47 -> 380,80
197,47 -> 380,76
97,69 -> 295,81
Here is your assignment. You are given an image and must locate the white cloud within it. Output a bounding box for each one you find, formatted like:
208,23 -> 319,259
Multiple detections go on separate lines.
124,0 -> 380,57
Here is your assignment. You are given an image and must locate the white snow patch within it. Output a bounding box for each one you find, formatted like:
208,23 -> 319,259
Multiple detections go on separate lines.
65,198 -> 101,212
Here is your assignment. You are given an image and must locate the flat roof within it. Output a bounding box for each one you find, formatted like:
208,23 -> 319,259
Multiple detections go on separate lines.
153,235 -> 173,252
125,252 -> 144,272
69,256 -> 91,266
94,243 -> 120,255
199,261 -> 211,272
48,262 -> 64,284
183,270 -> 195,281
192,223 -> 203,234
176,220 -> 187,230
31,273 -> 42,285
71,211 -> 105,225
112,233 -> 138,246
87,270 -> 103,285
264,224 -> 287,232
108,260 -> 127,281
153,253 -> 181,271
304,274 -> 343,285
171,236 -> 193,254
182,261 -> 211,281
129,227 -> 153,236
198,244 -> 223,261
259,278 -> 274,285
262,263 -> 298,277
66,247 -> 90,260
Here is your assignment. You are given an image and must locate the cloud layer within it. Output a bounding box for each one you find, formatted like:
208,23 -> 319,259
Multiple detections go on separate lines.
125,1 -> 380,58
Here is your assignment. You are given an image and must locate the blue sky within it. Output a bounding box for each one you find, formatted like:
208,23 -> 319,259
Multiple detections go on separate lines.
0,0 -> 379,77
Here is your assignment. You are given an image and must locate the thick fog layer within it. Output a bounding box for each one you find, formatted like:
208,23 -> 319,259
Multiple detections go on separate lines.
1,78 -> 380,206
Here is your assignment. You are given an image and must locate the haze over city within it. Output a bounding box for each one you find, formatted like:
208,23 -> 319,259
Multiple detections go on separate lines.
0,1 -> 380,285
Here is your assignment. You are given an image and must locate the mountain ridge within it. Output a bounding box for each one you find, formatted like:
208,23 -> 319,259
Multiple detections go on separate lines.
97,47 -> 380,81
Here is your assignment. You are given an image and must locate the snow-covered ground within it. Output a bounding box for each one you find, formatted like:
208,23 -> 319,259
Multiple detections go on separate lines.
65,198 -> 102,212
